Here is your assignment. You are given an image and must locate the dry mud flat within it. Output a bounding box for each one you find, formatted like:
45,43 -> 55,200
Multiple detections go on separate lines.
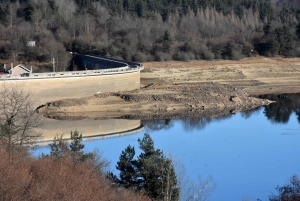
37,57 -> 300,120
38,81 -> 272,120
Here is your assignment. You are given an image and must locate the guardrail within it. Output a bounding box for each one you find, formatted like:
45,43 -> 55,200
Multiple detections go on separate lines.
0,65 -> 144,80
81,54 -> 143,68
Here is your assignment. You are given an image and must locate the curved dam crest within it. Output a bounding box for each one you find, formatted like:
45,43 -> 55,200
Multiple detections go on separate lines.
0,54 -> 144,143
1,54 -> 143,108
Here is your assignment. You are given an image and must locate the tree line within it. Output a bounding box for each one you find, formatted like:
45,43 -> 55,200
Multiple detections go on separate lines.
0,0 -> 300,71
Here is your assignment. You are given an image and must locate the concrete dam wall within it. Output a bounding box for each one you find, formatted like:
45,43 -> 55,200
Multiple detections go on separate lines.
1,54 -> 143,108
1,55 -> 144,144
10,70 -> 141,108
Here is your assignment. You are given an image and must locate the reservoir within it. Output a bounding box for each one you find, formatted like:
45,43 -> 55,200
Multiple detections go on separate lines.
34,93 -> 300,201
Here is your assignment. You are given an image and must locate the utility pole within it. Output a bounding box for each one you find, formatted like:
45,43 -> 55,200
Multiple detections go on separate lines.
52,58 -> 55,72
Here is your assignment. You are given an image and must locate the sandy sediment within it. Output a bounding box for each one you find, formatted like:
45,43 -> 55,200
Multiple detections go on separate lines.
37,82 -> 273,120
37,56 -> 300,120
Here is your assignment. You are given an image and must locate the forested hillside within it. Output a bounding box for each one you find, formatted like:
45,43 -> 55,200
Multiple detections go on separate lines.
1,0 -> 300,70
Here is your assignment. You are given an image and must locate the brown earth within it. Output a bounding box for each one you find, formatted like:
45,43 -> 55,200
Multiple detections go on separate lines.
37,56 -> 300,120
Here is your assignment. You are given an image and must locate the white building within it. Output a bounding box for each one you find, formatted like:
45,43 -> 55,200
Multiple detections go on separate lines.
27,41 -> 36,47
8,64 -> 31,76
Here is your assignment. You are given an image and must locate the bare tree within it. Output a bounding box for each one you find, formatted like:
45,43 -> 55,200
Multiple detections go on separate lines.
0,82 -> 42,153
54,0 -> 76,23
175,160 -> 216,201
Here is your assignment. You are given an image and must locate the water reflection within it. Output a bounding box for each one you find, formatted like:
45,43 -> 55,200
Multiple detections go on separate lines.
181,115 -> 232,132
79,104 -> 300,201
142,93 -> 300,132
180,117 -> 213,132
36,118 -> 143,146
143,115 -> 232,132
257,93 -> 300,124
240,107 -> 261,119
142,119 -> 174,131
36,93 -> 300,145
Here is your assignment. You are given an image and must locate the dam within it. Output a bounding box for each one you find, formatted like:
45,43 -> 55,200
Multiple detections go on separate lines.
0,54 -> 144,143
0,54 -> 144,108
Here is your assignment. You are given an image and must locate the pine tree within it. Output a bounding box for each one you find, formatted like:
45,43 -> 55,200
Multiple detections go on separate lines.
50,134 -> 68,158
137,133 -> 179,200
69,130 -> 85,162
23,0 -> 35,22
115,133 -> 180,201
162,30 -> 173,53
296,22 -> 300,40
50,130 -> 93,162
116,145 -> 138,189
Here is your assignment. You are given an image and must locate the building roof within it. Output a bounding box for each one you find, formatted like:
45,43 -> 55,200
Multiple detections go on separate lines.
8,64 -> 31,73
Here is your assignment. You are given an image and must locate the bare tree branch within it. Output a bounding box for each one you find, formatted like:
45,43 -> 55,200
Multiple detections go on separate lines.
174,160 -> 216,201
0,82 -> 42,152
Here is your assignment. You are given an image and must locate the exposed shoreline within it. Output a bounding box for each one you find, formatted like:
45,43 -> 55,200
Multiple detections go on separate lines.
37,57 -> 300,120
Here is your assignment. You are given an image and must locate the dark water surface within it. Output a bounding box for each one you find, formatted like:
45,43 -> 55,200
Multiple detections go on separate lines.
34,93 -> 300,201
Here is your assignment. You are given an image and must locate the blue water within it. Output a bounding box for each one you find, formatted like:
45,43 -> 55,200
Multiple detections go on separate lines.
34,106 -> 300,201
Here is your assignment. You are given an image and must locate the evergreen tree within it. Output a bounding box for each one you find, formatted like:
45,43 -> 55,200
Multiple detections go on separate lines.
116,145 -> 138,189
135,0 -> 145,17
115,133 -> 180,201
50,134 -> 68,158
23,0 -> 35,22
296,22 -> 300,40
69,130 -> 85,162
162,30 -> 173,53
50,131 -> 93,162
137,133 -> 179,201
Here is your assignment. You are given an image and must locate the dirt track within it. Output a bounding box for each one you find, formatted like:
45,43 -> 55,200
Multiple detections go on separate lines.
37,56 -> 300,120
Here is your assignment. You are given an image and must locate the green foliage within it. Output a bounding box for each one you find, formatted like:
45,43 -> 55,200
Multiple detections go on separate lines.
137,134 -> 179,200
116,145 -> 138,189
23,1 -> 35,22
50,130 -> 94,162
162,31 -> 173,53
256,24 -> 294,56
221,41 -> 244,60
50,134 -> 68,158
115,133 -> 180,201
70,130 -> 85,161
296,23 -> 300,39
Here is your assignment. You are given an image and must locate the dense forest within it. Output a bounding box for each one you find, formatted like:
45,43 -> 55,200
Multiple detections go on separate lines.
1,0 -> 300,70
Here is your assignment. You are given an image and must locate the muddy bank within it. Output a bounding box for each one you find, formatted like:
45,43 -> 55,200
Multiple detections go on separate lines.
37,57 -> 300,120
37,82 -> 273,120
